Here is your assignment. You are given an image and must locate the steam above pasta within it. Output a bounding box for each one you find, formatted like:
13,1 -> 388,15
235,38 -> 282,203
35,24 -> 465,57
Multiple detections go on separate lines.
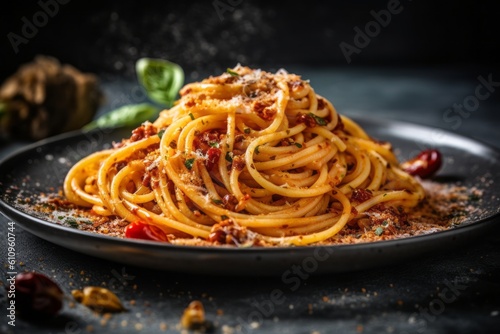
64,66 -> 425,246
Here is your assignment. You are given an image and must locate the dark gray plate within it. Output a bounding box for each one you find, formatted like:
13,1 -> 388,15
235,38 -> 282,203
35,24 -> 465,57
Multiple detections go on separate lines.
1,118 -> 499,276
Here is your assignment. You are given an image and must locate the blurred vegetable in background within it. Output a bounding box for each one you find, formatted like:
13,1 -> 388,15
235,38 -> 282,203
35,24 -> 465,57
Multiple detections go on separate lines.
84,57 -> 184,130
0,56 -> 103,141
0,56 -> 184,139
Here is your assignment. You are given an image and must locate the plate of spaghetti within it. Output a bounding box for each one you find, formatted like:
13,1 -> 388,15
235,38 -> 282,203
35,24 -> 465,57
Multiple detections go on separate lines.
1,66 -> 499,275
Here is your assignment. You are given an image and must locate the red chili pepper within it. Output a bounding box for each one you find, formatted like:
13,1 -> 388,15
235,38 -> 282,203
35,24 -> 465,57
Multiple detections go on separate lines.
15,272 -> 64,318
401,149 -> 442,179
124,221 -> 169,242
205,147 -> 221,171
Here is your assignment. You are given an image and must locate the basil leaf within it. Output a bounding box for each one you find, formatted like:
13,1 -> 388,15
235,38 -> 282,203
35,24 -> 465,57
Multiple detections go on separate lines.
83,103 -> 159,130
226,68 -> 240,76
136,58 -> 184,106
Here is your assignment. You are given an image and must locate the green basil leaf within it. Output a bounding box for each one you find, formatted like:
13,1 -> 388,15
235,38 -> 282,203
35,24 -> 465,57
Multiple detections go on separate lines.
136,58 -> 184,106
226,68 -> 240,76
83,103 -> 159,130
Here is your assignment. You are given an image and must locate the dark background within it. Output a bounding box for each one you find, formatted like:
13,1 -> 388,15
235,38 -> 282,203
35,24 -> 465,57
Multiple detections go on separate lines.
2,0 -> 500,148
1,0 -> 499,79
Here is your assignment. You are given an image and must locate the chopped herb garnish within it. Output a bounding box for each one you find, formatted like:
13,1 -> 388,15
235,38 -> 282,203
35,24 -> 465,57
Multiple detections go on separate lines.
184,158 -> 195,170
212,199 -> 223,205
209,142 -> 220,148
244,128 -> 251,134
189,113 -> 195,120
308,113 -> 327,126
254,145 -> 260,154
221,215 -> 229,220
374,226 -> 384,236
382,220 -> 389,226
66,218 -> 79,229
294,143 -> 302,148
225,152 -> 233,162
58,216 -> 64,220
158,129 -> 165,138
226,68 -> 240,76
